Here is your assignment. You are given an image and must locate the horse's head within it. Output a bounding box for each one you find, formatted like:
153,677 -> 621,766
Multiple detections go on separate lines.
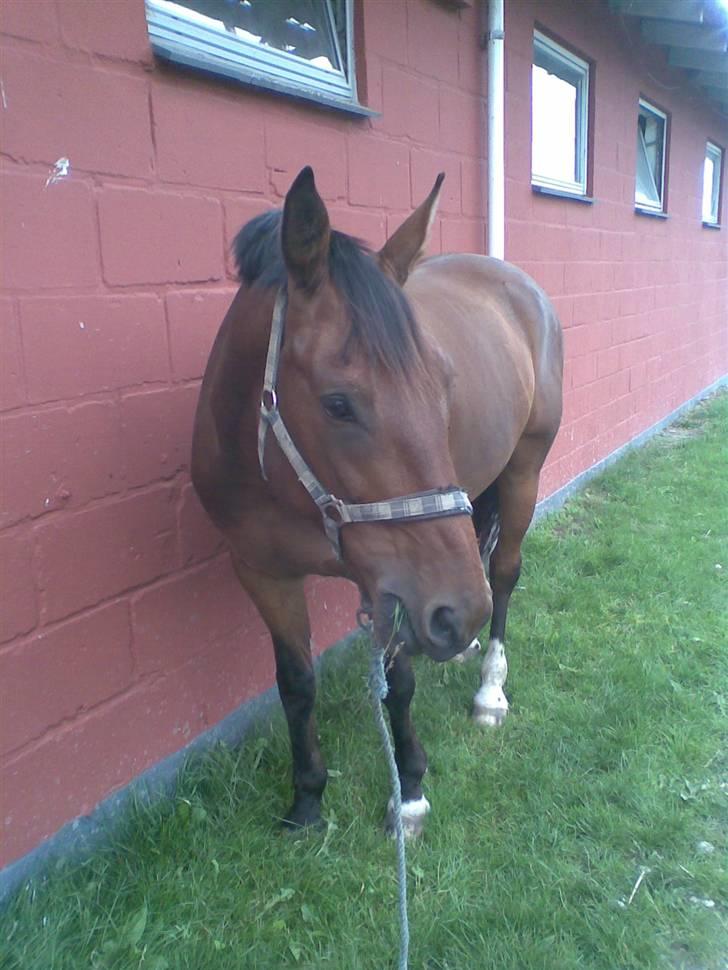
271,167 -> 491,660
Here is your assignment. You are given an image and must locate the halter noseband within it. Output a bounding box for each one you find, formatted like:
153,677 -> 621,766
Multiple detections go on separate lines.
258,289 -> 473,559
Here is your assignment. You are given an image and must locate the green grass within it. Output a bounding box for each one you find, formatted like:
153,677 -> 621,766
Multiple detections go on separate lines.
3,392 -> 727,970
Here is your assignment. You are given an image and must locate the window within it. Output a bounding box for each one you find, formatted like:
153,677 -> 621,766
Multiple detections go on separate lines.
531,32 -> 590,197
702,142 -> 723,226
635,100 -> 667,213
145,0 -> 359,111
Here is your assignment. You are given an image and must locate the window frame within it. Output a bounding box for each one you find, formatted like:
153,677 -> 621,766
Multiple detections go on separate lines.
145,0 -> 371,116
531,30 -> 591,199
702,141 -> 723,227
635,98 -> 668,215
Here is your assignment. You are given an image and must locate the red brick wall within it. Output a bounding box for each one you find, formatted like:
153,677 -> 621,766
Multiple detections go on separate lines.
0,0 -> 485,868
1,0 -> 725,871
503,0 -> 728,498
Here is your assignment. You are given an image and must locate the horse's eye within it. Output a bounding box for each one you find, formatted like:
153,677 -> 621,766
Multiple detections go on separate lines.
322,394 -> 356,423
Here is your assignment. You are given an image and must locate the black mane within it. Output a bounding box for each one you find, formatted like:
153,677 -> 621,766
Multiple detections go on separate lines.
233,211 -> 420,371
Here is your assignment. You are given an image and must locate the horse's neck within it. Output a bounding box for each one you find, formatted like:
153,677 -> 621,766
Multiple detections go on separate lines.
208,287 -> 274,463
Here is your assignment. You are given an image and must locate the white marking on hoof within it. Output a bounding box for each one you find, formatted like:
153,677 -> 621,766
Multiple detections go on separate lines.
473,638 -> 509,728
386,795 -> 431,839
450,637 -> 481,664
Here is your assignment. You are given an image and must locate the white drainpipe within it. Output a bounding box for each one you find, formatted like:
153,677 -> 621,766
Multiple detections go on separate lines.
486,0 -> 505,260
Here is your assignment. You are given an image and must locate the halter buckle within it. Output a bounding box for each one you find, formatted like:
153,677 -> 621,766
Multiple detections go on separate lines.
320,497 -> 347,558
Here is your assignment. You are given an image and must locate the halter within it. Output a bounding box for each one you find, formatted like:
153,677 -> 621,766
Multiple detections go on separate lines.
258,289 -> 473,559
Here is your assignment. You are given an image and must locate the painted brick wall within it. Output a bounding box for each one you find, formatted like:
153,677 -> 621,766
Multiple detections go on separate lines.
503,0 -> 728,499
0,0 -> 486,868
1,0 -> 726,873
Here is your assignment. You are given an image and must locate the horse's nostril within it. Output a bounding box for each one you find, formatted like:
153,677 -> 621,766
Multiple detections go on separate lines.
428,605 -> 460,648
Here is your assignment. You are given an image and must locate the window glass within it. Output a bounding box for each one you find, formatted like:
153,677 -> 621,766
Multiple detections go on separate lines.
532,33 -> 589,196
169,0 -> 345,74
635,101 -> 666,211
702,142 -> 722,224
145,0 -> 356,107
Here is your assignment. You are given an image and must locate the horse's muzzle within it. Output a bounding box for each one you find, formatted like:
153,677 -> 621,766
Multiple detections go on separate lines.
373,590 -> 491,662
372,593 -> 421,657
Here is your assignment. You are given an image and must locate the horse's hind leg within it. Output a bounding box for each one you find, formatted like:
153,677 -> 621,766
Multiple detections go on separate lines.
473,439 -> 545,728
383,650 -> 430,838
232,559 -> 327,828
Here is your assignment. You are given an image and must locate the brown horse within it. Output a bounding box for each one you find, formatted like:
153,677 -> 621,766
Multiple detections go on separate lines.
191,167 -> 562,836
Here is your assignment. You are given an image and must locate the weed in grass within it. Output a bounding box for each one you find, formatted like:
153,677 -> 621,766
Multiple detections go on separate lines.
2,392 -> 727,970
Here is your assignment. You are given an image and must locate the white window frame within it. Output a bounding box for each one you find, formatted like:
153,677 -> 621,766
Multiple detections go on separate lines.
145,0 -> 359,111
531,31 -> 590,197
703,141 -> 723,226
635,99 -> 668,214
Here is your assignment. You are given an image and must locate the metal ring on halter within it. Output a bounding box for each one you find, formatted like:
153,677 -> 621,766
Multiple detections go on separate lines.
321,496 -> 347,525
261,388 -> 278,415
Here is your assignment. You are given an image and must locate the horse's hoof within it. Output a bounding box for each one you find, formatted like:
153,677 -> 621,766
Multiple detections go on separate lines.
281,799 -> 324,832
472,704 -> 508,727
450,638 -> 482,664
472,683 -> 509,728
281,817 -> 324,838
385,795 -> 431,839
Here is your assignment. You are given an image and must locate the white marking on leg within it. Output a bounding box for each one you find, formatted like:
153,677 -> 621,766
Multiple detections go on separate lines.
473,638 -> 509,727
386,795 -> 431,839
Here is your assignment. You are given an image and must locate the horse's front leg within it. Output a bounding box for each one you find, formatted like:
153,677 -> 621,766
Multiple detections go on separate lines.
232,560 -> 327,828
383,650 -> 430,838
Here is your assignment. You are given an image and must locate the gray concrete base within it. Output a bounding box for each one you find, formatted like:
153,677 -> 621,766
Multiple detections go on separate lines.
1,375 -> 725,907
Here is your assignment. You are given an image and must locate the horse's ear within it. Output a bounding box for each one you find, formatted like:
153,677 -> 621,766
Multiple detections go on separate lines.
282,166 -> 331,291
377,173 -> 444,286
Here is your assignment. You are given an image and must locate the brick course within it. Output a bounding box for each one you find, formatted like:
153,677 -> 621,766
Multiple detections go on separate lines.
0,299 -> 25,412
20,295 -> 169,403
2,172 -> 99,290
0,531 -> 38,645
0,603 -> 134,757
1,45 -> 153,178
98,187 -> 224,286
0,401 -> 125,526
35,488 -> 178,623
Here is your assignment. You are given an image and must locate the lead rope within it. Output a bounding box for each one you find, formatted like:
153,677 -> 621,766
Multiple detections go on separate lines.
359,609 -> 409,970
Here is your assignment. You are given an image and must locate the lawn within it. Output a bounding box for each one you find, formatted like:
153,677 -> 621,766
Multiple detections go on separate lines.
3,392 -> 727,970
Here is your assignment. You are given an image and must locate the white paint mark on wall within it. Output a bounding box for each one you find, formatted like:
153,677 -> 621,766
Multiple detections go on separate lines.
0,79 -> 7,110
79,321 -> 85,330
45,157 -> 70,187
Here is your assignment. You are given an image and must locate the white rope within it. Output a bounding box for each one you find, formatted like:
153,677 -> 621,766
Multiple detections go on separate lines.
369,643 -> 409,970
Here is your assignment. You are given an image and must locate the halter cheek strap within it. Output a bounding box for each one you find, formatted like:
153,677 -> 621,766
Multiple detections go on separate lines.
258,289 -> 473,559
257,288 -> 287,481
